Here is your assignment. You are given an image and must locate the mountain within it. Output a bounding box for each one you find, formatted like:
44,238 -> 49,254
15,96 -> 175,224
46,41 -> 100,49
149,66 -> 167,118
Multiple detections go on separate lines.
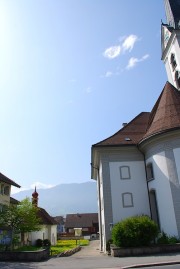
12,181 -> 98,216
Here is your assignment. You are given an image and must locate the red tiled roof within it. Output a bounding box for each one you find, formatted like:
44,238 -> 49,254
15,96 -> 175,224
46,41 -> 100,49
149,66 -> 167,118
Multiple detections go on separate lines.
142,82 -> 180,141
0,173 -> 21,188
65,213 -> 98,228
93,112 -> 150,147
92,82 -> 180,148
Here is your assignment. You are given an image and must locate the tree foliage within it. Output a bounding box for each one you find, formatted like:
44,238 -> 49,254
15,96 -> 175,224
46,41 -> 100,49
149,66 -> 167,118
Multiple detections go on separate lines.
0,198 -> 41,236
112,215 -> 159,247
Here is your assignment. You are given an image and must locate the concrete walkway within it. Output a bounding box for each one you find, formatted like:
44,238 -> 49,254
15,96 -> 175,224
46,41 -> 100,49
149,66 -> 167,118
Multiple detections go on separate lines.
1,240 -> 180,269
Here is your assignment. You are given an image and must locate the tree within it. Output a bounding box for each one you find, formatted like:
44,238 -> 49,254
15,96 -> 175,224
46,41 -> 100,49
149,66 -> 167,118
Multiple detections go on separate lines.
0,198 -> 41,248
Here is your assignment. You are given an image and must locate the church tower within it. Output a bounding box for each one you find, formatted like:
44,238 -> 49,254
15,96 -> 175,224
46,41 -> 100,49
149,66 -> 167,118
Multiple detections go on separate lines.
161,0 -> 180,89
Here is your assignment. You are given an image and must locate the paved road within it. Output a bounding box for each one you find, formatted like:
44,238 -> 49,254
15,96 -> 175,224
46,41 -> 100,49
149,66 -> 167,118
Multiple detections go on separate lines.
1,240 -> 180,269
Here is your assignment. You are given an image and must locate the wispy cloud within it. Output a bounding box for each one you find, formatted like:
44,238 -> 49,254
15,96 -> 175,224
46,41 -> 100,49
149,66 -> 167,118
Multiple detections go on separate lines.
11,182 -> 56,194
103,34 -> 139,60
105,71 -> 113,77
85,87 -> 92,93
122,35 -> 139,52
126,54 -> 150,70
103,45 -> 121,59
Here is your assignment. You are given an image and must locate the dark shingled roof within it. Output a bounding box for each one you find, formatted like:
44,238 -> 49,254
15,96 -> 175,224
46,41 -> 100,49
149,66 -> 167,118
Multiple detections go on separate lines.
92,82 -> 180,148
38,208 -> 58,225
0,173 -> 21,188
92,112 -> 150,147
65,213 -> 98,228
143,82 -> 180,141
10,197 -> 19,205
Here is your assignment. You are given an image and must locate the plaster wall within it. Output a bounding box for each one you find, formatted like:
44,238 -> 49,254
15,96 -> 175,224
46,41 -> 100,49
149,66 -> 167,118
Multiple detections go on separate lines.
173,148 -> 180,184
165,33 -> 180,87
109,161 -> 150,224
147,151 -> 178,236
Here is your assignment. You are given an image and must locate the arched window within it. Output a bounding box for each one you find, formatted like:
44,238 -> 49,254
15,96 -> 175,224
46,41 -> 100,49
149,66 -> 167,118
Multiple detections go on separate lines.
170,53 -> 177,70
119,166 -> 131,180
175,71 -> 180,89
146,163 -> 154,181
122,192 -> 134,208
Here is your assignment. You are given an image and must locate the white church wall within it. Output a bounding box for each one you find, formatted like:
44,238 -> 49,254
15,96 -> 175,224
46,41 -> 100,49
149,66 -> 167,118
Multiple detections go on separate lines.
164,33 -> 180,88
147,151 -> 178,236
109,160 -> 150,224
173,148 -> 180,184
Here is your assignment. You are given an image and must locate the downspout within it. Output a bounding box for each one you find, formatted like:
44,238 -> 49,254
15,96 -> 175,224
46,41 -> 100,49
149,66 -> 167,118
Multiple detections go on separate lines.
137,145 -> 153,219
91,164 -> 103,252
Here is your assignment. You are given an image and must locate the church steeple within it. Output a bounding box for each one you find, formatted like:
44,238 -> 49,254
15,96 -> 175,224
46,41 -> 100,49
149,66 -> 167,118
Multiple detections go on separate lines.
161,0 -> 180,90
32,186 -> 39,207
164,0 -> 180,29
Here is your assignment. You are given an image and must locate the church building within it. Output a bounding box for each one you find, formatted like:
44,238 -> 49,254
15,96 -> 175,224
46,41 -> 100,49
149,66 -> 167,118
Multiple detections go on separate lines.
91,0 -> 180,253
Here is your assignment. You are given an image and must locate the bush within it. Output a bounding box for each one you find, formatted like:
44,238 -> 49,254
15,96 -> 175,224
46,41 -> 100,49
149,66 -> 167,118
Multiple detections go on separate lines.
112,215 -> 159,247
36,239 -> 43,247
43,239 -> 51,247
157,232 -> 180,245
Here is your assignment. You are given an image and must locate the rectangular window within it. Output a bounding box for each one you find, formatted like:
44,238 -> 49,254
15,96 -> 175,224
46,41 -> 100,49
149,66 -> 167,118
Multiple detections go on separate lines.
120,166 -> 131,179
122,193 -> 134,207
146,163 -> 154,181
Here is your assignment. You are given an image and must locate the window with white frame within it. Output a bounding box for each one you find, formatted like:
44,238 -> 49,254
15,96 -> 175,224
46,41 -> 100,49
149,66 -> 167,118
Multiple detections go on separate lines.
119,166 -> 131,180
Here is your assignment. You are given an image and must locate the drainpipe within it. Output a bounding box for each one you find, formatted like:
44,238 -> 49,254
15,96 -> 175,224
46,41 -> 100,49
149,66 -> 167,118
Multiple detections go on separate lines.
91,164 -> 103,252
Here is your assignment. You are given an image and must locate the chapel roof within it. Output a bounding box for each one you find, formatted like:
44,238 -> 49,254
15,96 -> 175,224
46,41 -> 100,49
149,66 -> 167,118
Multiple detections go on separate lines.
38,208 -> 58,225
92,82 -> 180,148
0,172 -> 21,188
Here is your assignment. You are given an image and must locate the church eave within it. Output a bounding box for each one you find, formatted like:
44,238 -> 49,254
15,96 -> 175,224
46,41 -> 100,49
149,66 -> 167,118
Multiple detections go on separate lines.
138,126 -> 180,145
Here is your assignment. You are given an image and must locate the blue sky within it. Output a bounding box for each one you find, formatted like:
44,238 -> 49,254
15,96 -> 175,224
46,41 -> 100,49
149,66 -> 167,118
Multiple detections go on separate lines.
0,1 -> 167,193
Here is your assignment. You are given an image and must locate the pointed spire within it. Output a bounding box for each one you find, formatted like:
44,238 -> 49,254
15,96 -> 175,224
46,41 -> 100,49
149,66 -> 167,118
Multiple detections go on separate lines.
164,0 -> 180,29
143,82 -> 180,141
32,186 -> 39,207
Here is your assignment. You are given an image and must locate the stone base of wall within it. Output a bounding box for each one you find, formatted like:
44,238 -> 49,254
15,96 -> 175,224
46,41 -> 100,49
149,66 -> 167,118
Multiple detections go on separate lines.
0,248 -> 50,262
57,246 -> 81,257
111,244 -> 180,257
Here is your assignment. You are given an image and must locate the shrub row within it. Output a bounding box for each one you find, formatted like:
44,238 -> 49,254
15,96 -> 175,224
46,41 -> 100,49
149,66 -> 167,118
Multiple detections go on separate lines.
110,215 -> 180,249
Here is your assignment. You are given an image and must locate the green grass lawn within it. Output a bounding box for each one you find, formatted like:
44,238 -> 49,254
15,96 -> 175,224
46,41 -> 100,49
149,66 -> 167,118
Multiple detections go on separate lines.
50,239 -> 89,256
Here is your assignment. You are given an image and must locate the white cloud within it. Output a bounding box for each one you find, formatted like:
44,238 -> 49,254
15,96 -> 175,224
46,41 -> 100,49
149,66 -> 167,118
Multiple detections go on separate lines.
126,54 -> 150,70
122,35 -> 139,52
105,71 -> 113,77
30,182 -> 55,190
103,45 -> 121,59
11,182 -> 56,194
85,87 -> 92,93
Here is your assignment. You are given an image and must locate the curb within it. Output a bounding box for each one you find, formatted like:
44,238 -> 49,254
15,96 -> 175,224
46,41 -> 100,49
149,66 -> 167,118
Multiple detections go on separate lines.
122,260 -> 180,268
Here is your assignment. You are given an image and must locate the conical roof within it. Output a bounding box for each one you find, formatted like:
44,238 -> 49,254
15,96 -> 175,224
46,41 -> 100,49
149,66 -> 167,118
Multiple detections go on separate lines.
142,81 -> 180,141
92,82 -> 180,149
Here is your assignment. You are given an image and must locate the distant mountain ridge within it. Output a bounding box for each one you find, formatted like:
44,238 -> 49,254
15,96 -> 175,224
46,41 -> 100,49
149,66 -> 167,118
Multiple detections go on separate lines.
12,182 -> 98,216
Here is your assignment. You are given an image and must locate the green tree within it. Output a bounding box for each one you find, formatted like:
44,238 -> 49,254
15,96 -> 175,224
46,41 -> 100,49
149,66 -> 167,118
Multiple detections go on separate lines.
0,198 -> 41,248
